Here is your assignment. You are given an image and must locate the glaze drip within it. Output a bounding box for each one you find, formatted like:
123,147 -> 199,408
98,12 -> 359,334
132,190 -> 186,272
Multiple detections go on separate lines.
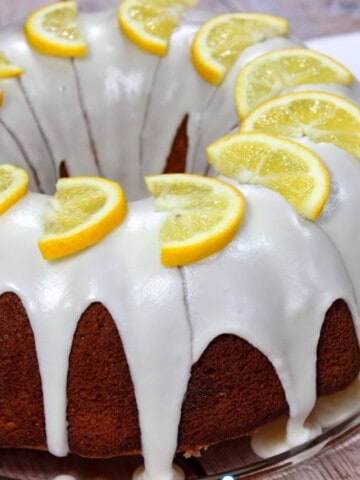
0,181 -> 358,478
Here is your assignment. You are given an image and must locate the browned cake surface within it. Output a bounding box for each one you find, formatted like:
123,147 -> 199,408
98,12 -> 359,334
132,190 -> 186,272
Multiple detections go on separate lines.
163,116 -> 188,174
179,299 -> 360,451
0,293 -> 46,448
0,293 -> 358,457
316,299 -> 360,393
67,303 -> 141,457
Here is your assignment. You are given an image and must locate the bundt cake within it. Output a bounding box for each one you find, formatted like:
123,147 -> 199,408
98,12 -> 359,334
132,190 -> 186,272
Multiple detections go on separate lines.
0,2 -> 360,480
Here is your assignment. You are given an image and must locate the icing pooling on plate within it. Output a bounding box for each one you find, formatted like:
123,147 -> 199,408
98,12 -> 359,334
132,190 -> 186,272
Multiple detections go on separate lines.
252,377 -> 360,458
0,5 -> 360,480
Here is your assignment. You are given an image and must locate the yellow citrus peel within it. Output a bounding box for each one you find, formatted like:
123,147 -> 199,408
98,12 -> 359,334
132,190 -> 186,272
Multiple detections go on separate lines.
240,90 -> 360,161
0,51 -> 23,78
235,47 -> 353,119
118,0 -> 197,56
145,173 -> 245,266
191,12 -> 288,85
38,176 -> 127,260
24,1 -> 86,57
0,164 -> 29,215
207,132 -> 330,220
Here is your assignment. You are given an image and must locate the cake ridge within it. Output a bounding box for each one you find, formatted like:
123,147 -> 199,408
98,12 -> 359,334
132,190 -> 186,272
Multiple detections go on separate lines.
71,57 -> 102,178
16,74 -> 58,185
0,116 -> 45,191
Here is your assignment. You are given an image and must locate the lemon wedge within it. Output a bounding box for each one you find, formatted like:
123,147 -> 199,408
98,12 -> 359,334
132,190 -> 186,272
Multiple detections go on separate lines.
145,173 -> 245,266
38,176 -> 127,260
0,51 -> 23,78
24,1 -> 86,57
235,47 -> 353,119
207,133 -> 330,220
0,164 -> 29,215
191,12 -> 288,85
240,90 -> 360,161
118,0 -> 197,56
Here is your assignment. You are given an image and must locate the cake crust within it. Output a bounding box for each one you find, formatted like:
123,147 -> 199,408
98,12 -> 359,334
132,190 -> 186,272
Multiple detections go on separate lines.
0,293 -> 358,457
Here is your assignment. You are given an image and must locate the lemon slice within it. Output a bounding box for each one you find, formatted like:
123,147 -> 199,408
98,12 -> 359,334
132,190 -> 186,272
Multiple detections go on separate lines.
0,164 -> 29,215
207,133 -> 330,220
235,48 -> 353,119
118,0 -> 197,56
191,13 -> 288,86
24,1 -> 86,57
240,90 -> 360,161
38,176 -> 127,260
0,51 -> 23,78
145,173 -> 245,266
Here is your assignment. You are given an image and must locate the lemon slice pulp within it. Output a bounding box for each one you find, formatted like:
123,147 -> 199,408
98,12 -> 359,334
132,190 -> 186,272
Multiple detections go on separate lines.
118,0 -> 197,56
146,173 -> 245,266
207,133 -> 330,220
0,51 -> 23,78
0,164 -> 29,215
38,176 -> 127,260
240,90 -> 360,161
191,12 -> 288,85
24,1 -> 86,57
235,47 -> 353,119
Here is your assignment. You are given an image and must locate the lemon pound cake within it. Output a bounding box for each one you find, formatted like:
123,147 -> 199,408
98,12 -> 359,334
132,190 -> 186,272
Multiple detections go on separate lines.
0,2 -> 360,480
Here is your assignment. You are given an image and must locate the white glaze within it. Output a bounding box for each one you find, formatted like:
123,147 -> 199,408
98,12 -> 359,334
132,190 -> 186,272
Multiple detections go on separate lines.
0,10 -> 310,198
0,182 -> 358,479
52,476 -> 77,480
251,377 -> 360,458
299,139 -> 360,311
0,6 -> 360,480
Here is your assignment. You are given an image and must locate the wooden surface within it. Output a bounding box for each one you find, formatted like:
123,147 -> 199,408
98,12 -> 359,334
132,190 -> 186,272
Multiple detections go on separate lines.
0,0 -> 360,479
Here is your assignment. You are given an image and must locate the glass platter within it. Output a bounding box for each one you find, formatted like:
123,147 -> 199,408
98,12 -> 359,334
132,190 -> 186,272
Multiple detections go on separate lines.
0,402 -> 360,480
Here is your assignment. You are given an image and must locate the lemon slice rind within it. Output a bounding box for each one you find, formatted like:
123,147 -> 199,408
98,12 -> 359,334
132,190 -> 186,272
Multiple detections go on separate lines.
0,164 -> 29,215
38,176 -> 127,260
118,0 -> 197,56
191,12 -> 289,85
146,173 -> 245,266
235,47 -> 353,119
0,51 -> 23,78
24,1 -> 86,58
239,90 -> 360,162
207,132 -> 330,220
